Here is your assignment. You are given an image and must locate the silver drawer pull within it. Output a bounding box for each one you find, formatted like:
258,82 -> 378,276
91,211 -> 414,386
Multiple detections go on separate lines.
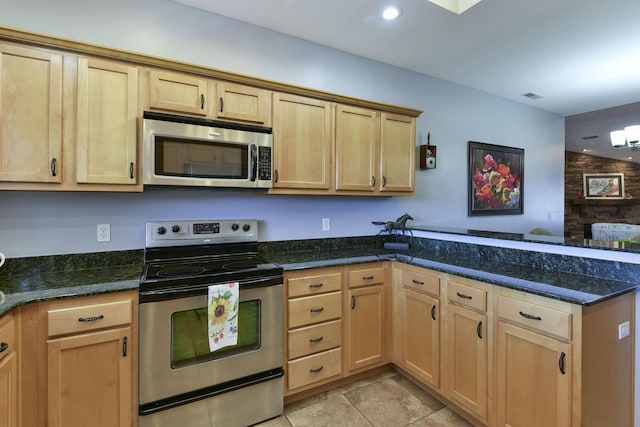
362,275 -> 374,280
78,314 -> 105,322
412,279 -> 424,285
0,342 -> 8,353
310,307 -> 324,313
309,283 -> 324,289
309,366 -> 324,373
456,292 -> 472,300
309,336 -> 324,343
519,311 -> 542,321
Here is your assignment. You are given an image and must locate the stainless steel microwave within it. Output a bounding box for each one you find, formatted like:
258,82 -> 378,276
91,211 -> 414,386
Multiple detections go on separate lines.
142,112 -> 273,189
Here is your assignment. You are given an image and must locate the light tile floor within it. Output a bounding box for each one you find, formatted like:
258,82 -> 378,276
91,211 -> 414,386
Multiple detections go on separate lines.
255,371 -> 474,427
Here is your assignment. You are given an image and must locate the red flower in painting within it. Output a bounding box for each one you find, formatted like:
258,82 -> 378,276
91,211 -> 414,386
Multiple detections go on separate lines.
483,154 -> 498,172
498,163 -> 511,177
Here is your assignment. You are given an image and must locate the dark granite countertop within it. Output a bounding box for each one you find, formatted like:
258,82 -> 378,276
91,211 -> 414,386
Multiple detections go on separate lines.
409,224 -> 640,253
1,236 -> 638,318
265,239 -> 639,306
0,251 -> 143,317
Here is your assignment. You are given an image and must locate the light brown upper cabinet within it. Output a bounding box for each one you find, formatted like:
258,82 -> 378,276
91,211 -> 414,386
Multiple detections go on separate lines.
335,106 -> 416,195
211,82 -> 270,126
335,105 -> 378,192
148,70 -> 207,116
0,43 -> 62,185
76,57 -> 138,186
379,113 -> 415,193
146,69 -> 271,126
271,93 -> 332,191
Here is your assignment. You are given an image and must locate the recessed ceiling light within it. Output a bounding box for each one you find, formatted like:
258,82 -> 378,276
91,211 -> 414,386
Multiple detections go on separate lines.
382,6 -> 400,20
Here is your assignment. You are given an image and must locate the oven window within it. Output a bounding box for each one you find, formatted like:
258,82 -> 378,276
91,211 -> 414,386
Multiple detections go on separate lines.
171,299 -> 261,369
155,137 -> 248,179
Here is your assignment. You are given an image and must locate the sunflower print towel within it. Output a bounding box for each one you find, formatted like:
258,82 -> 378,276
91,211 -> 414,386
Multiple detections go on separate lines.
208,282 -> 239,352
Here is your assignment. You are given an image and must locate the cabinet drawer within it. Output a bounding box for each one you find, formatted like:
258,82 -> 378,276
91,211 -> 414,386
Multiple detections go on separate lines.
288,320 -> 342,360
47,299 -> 132,337
448,281 -> 486,312
288,271 -> 342,298
498,296 -> 572,341
287,347 -> 342,390
288,292 -> 342,328
349,266 -> 385,288
403,269 -> 440,297
0,314 -> 15,362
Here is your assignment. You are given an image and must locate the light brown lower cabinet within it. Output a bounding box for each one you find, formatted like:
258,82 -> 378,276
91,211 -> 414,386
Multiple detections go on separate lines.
445,279 -> 490,422
389,263 -> 635,427
403,288 -> 440,388
446,303 -> 488,421
48,326 -> 132,427
496,320 -> 571,426
285,263 -> 391,398
285,267 -> 344,395
19,290 -> 138,427
0,313 -> 17,427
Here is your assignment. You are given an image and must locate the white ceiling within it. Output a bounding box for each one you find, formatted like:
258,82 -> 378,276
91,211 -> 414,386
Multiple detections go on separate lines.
175,0 -> 640,161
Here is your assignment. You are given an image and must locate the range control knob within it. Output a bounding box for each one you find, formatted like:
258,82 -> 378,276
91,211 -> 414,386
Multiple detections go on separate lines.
157,226 -> 167,235
231,223 -> 239,231
171,225 -> 181,233
242,224 -> 251,232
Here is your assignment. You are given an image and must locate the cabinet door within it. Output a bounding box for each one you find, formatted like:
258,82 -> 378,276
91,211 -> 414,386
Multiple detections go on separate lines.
0,43 -> 62,183
496,321 -> 571,427
0,351 -> 17,427
404,288 -> 440,388
48,327 -> 132,427
348,285 -> 386,371
446,304 -> 487,420
379,113 -> 415,192
335,105 -> 377,192
213,82 -> 270,126
149,70 -> 206,116
76,58 -> 138,185
272,93 -> 331,190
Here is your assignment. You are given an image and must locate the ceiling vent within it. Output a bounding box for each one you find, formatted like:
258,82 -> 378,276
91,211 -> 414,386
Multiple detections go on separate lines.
522,92 -> 543,100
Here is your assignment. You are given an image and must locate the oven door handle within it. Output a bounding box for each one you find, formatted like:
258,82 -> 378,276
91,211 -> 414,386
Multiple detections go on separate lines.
139,275 -> 283,302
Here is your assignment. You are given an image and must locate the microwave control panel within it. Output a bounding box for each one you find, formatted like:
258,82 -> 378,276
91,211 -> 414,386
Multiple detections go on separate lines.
258,146 -> 272,181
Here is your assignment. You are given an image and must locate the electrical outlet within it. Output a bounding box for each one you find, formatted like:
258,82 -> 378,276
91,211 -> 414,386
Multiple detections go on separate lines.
618,321 -> 630,340
97,224 -> 111,242
322,218 -> 330,231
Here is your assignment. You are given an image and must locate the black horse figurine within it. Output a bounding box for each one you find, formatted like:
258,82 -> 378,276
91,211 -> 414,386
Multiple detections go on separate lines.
372,213 -> 413,234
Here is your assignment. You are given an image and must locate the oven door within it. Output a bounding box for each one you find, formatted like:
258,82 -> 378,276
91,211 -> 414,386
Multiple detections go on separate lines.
139,282 -> 283,405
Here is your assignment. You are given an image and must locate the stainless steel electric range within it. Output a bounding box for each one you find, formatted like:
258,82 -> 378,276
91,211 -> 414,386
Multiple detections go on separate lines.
138,219 -> 283,427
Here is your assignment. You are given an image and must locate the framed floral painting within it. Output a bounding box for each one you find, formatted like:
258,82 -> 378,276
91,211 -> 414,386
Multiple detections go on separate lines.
468,141 -> 524,216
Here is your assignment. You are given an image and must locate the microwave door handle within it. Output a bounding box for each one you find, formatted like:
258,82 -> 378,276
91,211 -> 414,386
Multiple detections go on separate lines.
250,144 -> 258,181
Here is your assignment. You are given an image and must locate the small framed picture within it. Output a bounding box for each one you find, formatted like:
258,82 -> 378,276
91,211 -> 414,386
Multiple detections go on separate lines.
583,173 -> 624,199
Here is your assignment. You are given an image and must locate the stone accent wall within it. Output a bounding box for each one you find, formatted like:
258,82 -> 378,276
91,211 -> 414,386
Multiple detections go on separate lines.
565,151 -> 640,237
